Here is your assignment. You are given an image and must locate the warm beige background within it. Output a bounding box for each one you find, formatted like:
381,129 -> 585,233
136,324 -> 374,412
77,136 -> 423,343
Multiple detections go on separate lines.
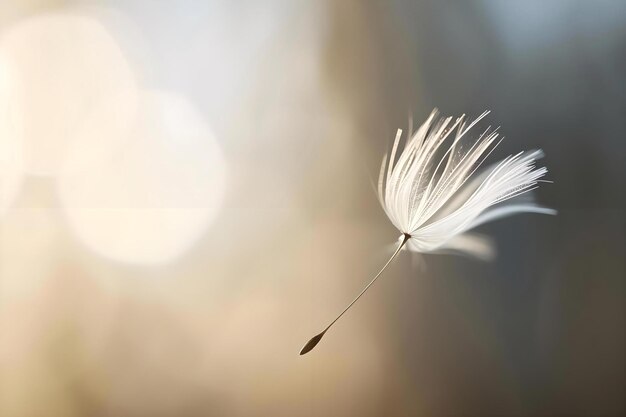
0,1 -> 624,416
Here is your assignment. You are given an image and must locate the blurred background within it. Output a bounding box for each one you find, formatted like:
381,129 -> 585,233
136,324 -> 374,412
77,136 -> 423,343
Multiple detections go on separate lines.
0,1 -> 624,416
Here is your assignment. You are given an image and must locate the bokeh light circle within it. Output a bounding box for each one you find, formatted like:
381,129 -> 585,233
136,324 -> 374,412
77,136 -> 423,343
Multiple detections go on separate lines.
0,12 -> 136,176
58,90 -> 227,265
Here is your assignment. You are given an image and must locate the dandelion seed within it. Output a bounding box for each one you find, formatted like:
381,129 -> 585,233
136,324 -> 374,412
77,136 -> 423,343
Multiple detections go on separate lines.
300,109 -> 556,355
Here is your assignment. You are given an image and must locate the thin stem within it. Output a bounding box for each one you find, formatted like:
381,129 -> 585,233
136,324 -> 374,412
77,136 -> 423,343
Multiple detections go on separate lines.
323,234 -> 410,332
300,233 -> 410,355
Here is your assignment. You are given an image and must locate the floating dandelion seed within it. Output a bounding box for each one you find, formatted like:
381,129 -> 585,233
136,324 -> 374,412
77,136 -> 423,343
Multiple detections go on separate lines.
300,109 -> 555,355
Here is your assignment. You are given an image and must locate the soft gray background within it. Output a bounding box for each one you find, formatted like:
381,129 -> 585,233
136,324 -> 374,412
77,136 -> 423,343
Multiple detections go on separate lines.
0,1 -> 624,416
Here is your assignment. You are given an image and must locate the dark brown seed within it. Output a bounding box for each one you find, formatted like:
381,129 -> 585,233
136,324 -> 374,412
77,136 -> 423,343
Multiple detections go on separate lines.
299,331 -> 325,355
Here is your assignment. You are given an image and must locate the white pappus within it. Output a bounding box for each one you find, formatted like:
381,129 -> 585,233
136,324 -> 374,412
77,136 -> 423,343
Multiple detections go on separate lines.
300,109 -> 555,355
